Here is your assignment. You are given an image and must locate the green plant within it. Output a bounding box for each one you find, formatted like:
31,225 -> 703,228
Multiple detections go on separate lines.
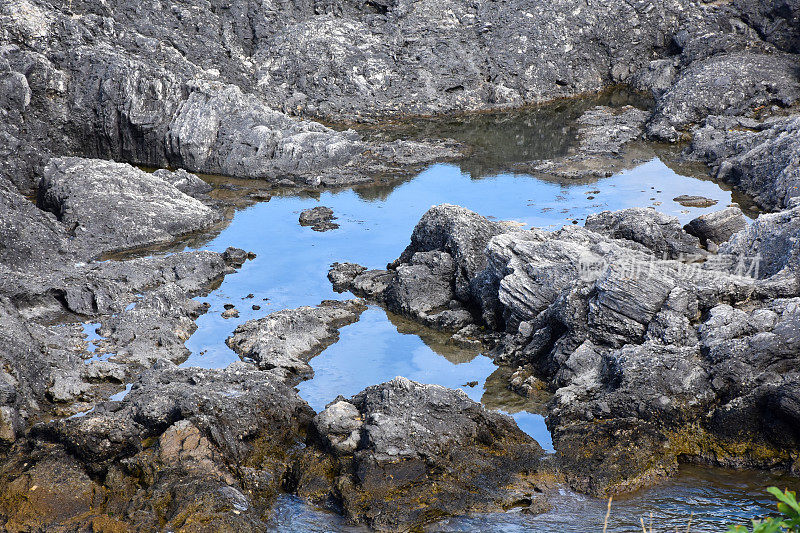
727,488 -> 800,533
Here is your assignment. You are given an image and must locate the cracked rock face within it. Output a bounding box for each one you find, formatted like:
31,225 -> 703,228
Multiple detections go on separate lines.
690,115 -> 800,212
298,377 -> 549,531
6,362 -> 314,531
331,201 -> 800,495
0,0 -> 799,528
647,53 -> 800,141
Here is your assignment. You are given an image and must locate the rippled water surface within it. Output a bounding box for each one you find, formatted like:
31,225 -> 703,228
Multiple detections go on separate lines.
265,465 -> 797,532
171,101 -> 793,530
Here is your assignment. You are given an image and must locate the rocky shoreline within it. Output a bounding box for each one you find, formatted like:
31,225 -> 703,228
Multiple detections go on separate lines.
0,0 -> 798,530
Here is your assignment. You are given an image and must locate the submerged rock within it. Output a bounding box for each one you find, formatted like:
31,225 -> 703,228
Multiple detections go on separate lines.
518,105 -> 651,180
672,195 -> 718,208
299,206 -> 339,232
298,377 -> 550,531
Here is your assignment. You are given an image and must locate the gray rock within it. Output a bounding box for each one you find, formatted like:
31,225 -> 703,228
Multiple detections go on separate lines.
0,174 -> 72,269
630,59 -> 679,98
691,115 -> 800,211
226,300 -> 366,383
684,207 -> 747,246
313,400 -> 363,454
337,202 -> 800,495
301,377 -> 548,531
647,53 -> 800,141
575,106 -> 650,155
38,157 -> 222,258
152,168 -> 213,197
328,262 -> 368,293
585,208 -> 705,260
718,204 -> 800,281
672,195 -> 718,208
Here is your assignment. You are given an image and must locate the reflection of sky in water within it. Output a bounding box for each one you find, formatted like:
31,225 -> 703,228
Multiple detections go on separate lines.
183,160 -> 737,450
175,160 -> 783,530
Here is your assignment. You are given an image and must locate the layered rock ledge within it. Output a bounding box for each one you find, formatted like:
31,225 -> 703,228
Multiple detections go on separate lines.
331,200 -> 800,494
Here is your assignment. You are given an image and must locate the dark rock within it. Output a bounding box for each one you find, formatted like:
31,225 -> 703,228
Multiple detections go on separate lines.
672,195 -> 718,208
299,377 -> 549,531
20,362 -> 313,530
222,246 -> 256,268
684,207 -> 747,246
299,206 -> 339,232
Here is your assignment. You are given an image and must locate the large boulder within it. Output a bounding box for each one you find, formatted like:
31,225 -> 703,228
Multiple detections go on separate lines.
298,377 -> 549,531
38,157 -> 221,258
684,207 -> 748,247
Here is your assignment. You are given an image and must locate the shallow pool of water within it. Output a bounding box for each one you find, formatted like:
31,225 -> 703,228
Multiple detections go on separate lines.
264,464 -> 797,532
172,108 -> 778,529
181,159 -> 738,447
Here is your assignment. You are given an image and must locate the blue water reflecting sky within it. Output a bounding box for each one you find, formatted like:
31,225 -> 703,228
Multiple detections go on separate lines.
182,160 -> 737,450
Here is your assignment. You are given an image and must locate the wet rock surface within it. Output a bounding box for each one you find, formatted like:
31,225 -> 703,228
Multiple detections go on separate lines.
6,362 -> 314,531
296,377 -> 550,531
